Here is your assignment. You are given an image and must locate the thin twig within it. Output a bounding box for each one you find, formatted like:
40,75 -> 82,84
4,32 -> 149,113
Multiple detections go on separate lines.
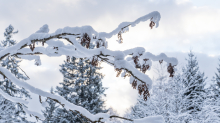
110,115 -> 133,122
70,109 -> 87,123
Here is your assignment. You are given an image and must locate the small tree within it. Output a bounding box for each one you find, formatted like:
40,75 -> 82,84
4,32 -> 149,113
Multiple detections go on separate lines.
197,88 -> 220,123
125,64 -> 187,123
211,59 -> 220,98
0,25 -> 31,122
181,51 -> 207,121
55,46 -> 107,122
196,59 -> 220,122
42,87 -> 59,123
125,64 -> 167,121
124,95 -> 156,121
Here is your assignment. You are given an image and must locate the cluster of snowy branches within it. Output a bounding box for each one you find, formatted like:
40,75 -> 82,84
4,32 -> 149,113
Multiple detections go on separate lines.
0,11 -> 178,123
125,51 -> 220,123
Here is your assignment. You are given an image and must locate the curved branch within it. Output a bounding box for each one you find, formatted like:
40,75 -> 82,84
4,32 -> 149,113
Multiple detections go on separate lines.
0,67 -> 110,122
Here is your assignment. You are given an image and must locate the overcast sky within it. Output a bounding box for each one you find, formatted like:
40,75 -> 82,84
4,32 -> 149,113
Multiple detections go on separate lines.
1,0 -> 220,119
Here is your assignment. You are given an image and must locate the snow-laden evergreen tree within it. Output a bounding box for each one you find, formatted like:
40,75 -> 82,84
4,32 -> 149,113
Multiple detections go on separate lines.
55,41 -> 107,122
124,64 -> 178,122
211,59 -> 220,98
181,51 -> 207,122
197,87 -> 220,123
42,87 -> 59,123
124,64 -> 190,123
148,65 -> 172,122
0,25 -> 31,122
0,95 -> 19,123
196,59 -> 220,123
167,74 -> 189,122
1,25 -> 17,47
124,94 -> 156,122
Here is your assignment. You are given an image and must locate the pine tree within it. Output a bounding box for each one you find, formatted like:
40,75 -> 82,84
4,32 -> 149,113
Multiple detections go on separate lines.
196,59 -> 220,123
0,95 -> 19,123
125,64 -> 170,122
0,25 -> 31,122
211,59 -> 220,98
197,87 -> 220,123
42,87 -> 59,123
55,54 -> 107,122
125,64 -> 188,123
124,95 -> 156,122
181,51 -> 207,121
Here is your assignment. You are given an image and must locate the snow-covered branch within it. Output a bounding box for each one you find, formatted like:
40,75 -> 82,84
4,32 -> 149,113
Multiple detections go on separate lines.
0,11 -> 176,122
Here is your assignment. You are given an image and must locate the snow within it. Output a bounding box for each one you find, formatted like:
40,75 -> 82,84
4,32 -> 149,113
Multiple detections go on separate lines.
46,39 -> 65,47
35,24 -> 49,33
134,115 -> 164,123
0,89 -> 28,105
41,101 -> 49,108
123,47 -> 145,56
23,106 -> 45,120
0,74 -> 4,80
140,52 -> 178,66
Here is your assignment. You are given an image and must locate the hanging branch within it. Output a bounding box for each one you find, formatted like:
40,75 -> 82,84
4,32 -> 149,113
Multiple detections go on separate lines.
167,63 -> 175,77
81,33 -> 91,48
91,56 -> 99,66
39,95 -> 42,104
149,17 -> 156,29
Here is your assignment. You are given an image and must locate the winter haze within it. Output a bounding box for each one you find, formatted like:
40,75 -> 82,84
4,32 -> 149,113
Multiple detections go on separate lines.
0,0 -> 220,116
